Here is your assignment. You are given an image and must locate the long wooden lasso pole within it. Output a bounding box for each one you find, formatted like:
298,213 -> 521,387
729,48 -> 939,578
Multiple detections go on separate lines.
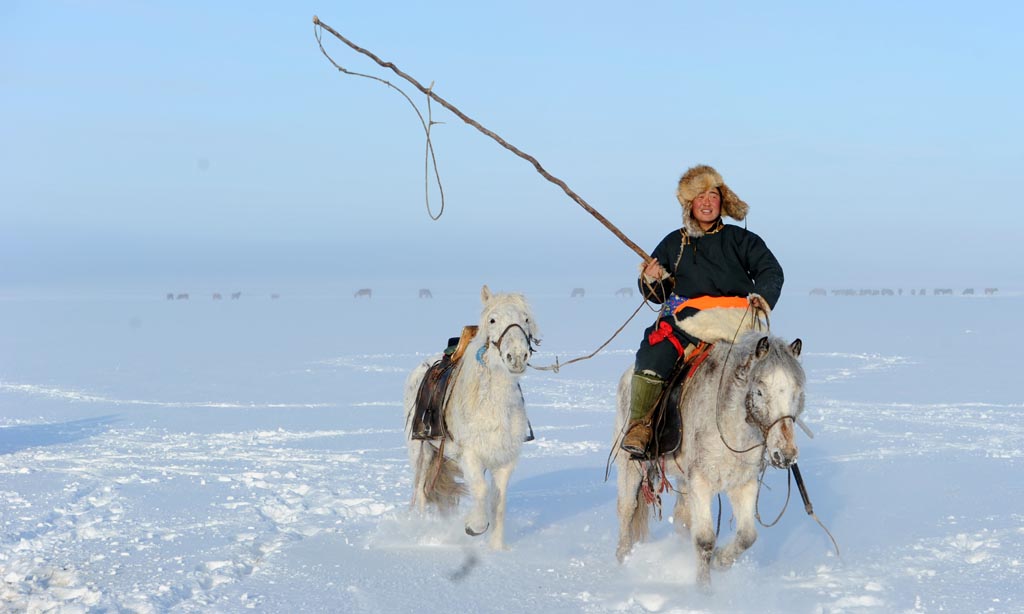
312,15 -> 651,262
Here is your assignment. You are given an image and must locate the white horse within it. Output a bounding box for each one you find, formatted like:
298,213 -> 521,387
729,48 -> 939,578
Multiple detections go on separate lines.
613,332 -> 806,587
404,285 -> 539,550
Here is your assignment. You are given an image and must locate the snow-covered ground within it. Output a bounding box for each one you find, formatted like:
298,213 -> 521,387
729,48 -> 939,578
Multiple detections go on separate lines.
1,287 -> 1021,613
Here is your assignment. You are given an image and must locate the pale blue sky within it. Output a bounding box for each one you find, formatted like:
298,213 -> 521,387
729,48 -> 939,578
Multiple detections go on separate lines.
2,1 -> 1021,292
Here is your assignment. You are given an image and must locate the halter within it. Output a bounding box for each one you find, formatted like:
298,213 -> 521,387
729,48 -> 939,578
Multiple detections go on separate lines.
716,387 -> 801,458
478,322 -> 537,364
745,409 -> 799,447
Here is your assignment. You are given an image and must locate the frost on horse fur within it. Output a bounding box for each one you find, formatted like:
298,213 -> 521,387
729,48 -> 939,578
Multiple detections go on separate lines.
613,331 -> 805,587
404,285 -> 539,550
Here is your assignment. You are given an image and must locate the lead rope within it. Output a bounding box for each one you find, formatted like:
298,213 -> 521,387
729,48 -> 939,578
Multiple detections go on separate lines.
530,295 -> 653,373
713,301 -> 771,456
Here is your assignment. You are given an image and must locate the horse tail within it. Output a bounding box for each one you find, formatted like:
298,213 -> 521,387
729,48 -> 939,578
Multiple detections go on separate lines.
628,481 -> 651,541
614,368 -> 655,560
417,441 -> 465,513
407,360 -> 464,512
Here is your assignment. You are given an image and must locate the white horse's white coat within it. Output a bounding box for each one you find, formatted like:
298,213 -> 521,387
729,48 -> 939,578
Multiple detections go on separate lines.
613,332 -> 806,587
404,285 -> 539,550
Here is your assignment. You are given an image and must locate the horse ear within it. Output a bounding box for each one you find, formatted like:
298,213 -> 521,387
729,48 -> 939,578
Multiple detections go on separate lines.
789,338 -> 802,357
755,336 -> 770,359
481,285 -> 491,303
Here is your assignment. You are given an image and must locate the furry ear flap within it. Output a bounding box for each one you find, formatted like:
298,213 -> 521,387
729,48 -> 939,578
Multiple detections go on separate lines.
755,336 -> 771,359
789,338 -> 802,357
480,285 -> 492,303
719,183 -> 749,221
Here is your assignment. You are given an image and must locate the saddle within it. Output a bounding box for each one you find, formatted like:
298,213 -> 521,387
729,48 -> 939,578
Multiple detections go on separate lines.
635,341 -> 714,461
410,326 -> 478,440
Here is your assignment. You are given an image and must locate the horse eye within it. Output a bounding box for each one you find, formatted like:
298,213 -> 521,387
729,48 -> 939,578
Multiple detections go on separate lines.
490,318 -> 496,324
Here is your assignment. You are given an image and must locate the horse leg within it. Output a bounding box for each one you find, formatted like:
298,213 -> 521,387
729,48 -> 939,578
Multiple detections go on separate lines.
615,458 -> 646,562
488,463 -> 513,550
461,452 -> 490,536
672,484 -> 690,536
713,479 -> 758,570
687,473 -> 716,589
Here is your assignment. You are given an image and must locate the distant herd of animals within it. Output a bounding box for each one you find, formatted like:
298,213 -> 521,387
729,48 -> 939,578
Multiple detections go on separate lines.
810,287 -> 998,296
165,292 -> 280,300
169,287 -> 999,301
353,287 -> 637,299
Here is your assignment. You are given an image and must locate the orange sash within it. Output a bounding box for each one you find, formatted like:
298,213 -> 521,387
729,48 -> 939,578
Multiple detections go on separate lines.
672,295 -> 749,314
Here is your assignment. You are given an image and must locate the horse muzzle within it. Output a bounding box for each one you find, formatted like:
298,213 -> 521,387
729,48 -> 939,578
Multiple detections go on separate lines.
503,350 -> 529,374
768,443 -> 798,469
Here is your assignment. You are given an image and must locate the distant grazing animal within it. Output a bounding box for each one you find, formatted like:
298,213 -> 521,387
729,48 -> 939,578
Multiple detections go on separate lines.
404,285 -> 540,550
962,288 -> 974,295
881,288 -> 895,296
176,293 -> 189,300
570,288 -> 585,298
613,333 -> 807,588
615,287 -> 634,298
212,293 -> 222,300
935,288 -> 953,296
166,293 -> 175,300
354,288 -> 372,299
231,292 -> 241,300
419,288 -> 433,299
809,288 -> 827,296
985,288 -> 998,295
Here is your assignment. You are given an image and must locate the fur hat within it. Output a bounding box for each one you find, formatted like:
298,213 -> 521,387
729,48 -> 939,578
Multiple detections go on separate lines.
676,164 -> 749,237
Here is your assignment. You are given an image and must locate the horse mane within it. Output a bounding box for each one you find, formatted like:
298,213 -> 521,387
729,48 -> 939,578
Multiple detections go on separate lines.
722,331 -> 806,415
479,291 -> 541,341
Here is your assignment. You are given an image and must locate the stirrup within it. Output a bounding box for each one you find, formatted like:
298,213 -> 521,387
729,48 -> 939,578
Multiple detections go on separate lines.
410,424 -> 440,440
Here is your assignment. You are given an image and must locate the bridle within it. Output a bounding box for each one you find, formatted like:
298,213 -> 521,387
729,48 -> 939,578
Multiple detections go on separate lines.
717,373 -> 802,460
744,397 -> 801,448
479,322 -> 538,364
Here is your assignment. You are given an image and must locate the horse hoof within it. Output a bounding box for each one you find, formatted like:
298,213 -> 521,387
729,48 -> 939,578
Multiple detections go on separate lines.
465,523 -> 489,537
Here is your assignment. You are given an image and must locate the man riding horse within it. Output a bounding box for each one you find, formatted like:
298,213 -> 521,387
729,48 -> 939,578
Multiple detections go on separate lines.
621,164 -> 785,457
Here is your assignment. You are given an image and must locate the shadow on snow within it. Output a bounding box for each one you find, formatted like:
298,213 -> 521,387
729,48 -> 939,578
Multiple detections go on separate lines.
0,415 -> 118,455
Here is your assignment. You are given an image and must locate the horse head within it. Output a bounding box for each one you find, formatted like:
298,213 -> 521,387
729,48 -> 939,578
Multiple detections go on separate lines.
478,284 -> 540,375
738,335 -> 805,469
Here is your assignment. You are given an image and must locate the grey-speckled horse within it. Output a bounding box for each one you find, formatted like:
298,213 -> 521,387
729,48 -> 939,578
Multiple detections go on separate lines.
613,332 -> 805,587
